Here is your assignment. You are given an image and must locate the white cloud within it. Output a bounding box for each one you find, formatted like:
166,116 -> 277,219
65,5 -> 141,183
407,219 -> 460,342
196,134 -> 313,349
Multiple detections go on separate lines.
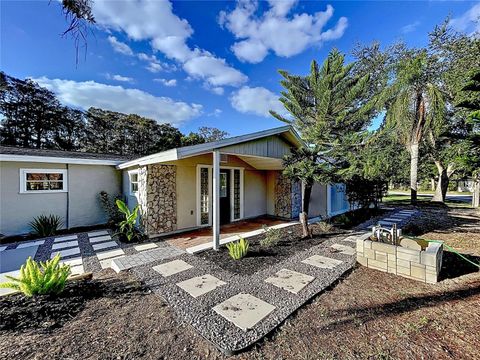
219,1 -> 348,63
230,86 -> 284,117
107,36 -> 133,56
449,3 -> 480,36
33,77 -> 202,125
154,78 -> 177,87
106,74 -> 134,83
93,0 -> 247,87
400,21 -> 420,34
146,62 -> 163,73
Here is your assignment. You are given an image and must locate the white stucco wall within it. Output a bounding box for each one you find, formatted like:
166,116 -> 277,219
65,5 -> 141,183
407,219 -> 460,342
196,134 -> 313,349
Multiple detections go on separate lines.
0,161 -> 121,236
244,170 -> 267,218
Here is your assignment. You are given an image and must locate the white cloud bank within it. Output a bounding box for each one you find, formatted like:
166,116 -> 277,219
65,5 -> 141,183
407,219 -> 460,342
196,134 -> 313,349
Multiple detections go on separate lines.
449,3 -> 480,36
154,78 -> 177,87
94,0 -> 247,89
219,0 -> 348,63
33,77 -> 202,125
230,86 -> 284,117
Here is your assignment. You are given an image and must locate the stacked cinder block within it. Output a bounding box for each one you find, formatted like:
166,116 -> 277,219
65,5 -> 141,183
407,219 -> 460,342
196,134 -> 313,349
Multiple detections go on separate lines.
357,238 -> 443,284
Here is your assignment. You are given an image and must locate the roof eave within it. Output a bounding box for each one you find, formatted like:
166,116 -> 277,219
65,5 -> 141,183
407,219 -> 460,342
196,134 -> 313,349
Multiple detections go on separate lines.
0,154 -> 123,166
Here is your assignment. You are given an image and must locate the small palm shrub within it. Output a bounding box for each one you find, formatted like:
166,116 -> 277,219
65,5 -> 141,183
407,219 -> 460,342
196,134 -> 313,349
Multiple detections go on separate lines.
30,214 -> 63,237
260,225 -> 282,248
317,221 -> 334,233
226,237 -> 249,260
0,254 -> 71,297
115,199 -> 141,241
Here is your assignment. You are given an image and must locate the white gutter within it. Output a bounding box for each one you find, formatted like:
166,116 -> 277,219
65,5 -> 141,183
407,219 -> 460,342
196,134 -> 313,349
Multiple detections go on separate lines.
0,154 -> 123,166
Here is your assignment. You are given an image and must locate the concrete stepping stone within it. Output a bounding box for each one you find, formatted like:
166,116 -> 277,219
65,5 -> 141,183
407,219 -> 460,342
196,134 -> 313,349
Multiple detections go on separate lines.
70,265 -> 85,275
52,240 -> 78,250
92,241 -> 118,251
1,246 -> 39,273
341,235 -> 358,243
330,244 -> 356,256
88,230 -> 109,237
0,246 -> 7,252
17,240 -> 45,249
213,293 -> 276,331
100,256 -> 125,269
89,235 -> 112,243
265,269 -> 314,294
302,255 -> 343,269
51,247 -> 80,259
152,259 -> 193,277
134,243 -> 158,252
111,245 -> 185,273
177,274 -> 226,298
96,248 -> 124,261
0,270 -> 20,295
54,235 -> 78,243
60,257 -> 83,267
383,218 -> 403,222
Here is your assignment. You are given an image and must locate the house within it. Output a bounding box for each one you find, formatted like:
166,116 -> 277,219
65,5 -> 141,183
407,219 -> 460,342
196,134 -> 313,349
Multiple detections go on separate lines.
0,126 -> 349,244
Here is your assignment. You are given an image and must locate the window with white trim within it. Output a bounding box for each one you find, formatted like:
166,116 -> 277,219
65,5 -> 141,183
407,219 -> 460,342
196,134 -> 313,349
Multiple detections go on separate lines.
129,171 -> 139,195
20,169 -> 67,193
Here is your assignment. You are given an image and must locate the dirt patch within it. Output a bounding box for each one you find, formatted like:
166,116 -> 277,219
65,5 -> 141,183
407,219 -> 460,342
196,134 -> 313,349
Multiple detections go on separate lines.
200,223 -> 349,275
0,271 -> 217,360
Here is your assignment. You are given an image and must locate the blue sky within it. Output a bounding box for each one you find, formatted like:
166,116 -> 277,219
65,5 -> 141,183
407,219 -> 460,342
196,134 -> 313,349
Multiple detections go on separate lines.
1,1 -> 479,135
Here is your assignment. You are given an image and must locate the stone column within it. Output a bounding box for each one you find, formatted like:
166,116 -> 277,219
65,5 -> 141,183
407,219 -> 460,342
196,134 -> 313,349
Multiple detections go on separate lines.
274,172 -> 301,219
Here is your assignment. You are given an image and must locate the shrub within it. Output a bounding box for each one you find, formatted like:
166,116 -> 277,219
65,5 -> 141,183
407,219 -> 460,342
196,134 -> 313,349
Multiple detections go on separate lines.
115,199 -> 141,241
30,214 -> 63,237
99,191 -> 124,225
317,221 -> 334,233
226,237 -> 249,260
0,254 -> 71,297
260,225 -> 281,248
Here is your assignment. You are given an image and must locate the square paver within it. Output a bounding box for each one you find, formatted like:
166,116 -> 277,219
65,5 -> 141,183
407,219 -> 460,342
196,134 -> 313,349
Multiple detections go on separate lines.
100,256 -> 125,269
152,259 -> 193,277
92,241 -> 118,251
54,235 -> 78,243
52,240 -> 78,250
302,255 -> 343,269
265,269 -> 314,294
16,240 -> 45,249
88,230 -> 109,237
213,293 -> 276,331
51,247 -> 81,259
96,248 -> 125,260
134,243 -> 158,251
330,244 -> 356,256
89,235 -> 112,243
176,274 -> 226,298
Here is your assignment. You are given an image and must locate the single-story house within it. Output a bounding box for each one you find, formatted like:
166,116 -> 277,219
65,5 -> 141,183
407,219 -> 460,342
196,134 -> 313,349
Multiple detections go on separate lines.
0,126 -> 349,245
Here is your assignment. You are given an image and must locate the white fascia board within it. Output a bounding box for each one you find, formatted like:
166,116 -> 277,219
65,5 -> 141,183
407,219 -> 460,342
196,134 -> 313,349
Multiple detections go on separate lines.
0,154 -> 122,166
116,149 -> 178,169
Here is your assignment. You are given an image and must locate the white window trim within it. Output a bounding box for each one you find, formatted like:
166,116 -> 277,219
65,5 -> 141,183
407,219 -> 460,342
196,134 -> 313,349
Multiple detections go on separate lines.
196,164 -> 244,226
128,169 -> 139,196
19,168 -> 68,194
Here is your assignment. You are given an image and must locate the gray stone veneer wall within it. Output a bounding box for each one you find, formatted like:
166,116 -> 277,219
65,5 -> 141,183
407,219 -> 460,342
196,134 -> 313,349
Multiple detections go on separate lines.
274,173 -> 301,219
138,164 -> 177,236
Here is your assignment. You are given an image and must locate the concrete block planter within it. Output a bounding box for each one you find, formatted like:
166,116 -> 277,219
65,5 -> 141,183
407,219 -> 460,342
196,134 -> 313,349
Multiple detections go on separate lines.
357,236 -> 443,284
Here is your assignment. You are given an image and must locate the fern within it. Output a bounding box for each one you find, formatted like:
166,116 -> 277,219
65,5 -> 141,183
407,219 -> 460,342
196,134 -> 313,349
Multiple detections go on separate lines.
226,237 -> 249,260
0,254 -> 71,297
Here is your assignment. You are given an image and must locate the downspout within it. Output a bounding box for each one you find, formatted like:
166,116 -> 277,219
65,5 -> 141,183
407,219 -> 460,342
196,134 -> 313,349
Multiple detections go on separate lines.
66,163 -> 70,229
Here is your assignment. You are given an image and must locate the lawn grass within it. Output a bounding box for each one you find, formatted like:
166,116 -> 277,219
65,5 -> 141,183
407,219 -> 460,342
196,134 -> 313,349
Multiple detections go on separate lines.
382,194 -> 472,208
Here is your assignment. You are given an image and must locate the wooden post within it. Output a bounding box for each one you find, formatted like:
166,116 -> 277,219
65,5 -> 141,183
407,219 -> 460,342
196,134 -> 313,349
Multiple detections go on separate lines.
212,150 -> 220,250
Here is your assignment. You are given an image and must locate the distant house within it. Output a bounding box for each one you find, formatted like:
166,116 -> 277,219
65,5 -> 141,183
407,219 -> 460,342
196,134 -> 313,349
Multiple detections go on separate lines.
0,126 -> 349,241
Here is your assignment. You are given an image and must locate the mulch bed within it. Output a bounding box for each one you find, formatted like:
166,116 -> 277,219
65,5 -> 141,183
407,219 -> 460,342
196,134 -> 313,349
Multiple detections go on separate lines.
199,223 -> 349,275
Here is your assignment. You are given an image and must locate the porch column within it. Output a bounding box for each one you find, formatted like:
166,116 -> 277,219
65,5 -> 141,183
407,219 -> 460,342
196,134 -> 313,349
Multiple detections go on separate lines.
212,150 -> 220,250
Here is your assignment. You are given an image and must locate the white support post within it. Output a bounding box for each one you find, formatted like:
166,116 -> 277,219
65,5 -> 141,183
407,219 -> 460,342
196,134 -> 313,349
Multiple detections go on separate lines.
212,150 -> 220,250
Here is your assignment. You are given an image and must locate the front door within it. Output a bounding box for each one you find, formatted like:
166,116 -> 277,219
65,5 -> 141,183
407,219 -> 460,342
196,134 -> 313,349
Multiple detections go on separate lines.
219,169 -> 231,224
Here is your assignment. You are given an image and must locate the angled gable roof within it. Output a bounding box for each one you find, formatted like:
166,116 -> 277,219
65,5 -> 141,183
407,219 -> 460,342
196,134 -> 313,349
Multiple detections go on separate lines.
117,125 -> 303,169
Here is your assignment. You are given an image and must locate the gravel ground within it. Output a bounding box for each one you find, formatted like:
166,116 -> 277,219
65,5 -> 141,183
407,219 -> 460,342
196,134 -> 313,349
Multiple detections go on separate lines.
130,231 -> 361,354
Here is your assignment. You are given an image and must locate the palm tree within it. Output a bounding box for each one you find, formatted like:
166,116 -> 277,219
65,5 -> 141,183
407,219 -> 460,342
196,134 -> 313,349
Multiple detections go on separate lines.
384,51 -> 445,204
272,49 -> 375,236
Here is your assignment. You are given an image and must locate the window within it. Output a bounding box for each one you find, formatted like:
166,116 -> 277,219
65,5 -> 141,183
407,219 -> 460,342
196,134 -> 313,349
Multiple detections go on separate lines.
220,172 -> 228,198
20,169 -> 67,193
129,171 -> 139,195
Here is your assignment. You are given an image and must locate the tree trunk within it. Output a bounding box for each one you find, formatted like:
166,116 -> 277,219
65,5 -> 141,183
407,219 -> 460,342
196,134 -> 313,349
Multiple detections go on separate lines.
431,178 -> 436,191
432,162 -> 455,203
299,180 -> 313,238
409,143 -> 419,204
473,177 -> 480,208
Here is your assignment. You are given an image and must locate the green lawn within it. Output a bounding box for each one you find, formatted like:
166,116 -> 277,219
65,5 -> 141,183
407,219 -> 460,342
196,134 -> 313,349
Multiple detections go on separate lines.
382,194 -> 472,208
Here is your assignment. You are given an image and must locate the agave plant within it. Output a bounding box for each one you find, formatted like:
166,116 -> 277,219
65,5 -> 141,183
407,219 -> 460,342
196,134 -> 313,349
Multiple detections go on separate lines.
30,214 -> 63,237
0,254 -> 71,297
226,237 -> 249,260
115,199 -> 140,241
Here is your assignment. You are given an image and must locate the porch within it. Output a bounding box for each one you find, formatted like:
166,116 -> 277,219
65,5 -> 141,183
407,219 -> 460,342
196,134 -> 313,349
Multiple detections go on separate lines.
165,216 -> 296,253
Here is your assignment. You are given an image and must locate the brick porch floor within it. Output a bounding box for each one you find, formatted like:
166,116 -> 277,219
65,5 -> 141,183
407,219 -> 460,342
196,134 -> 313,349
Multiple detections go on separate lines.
166,217 -> 286,250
